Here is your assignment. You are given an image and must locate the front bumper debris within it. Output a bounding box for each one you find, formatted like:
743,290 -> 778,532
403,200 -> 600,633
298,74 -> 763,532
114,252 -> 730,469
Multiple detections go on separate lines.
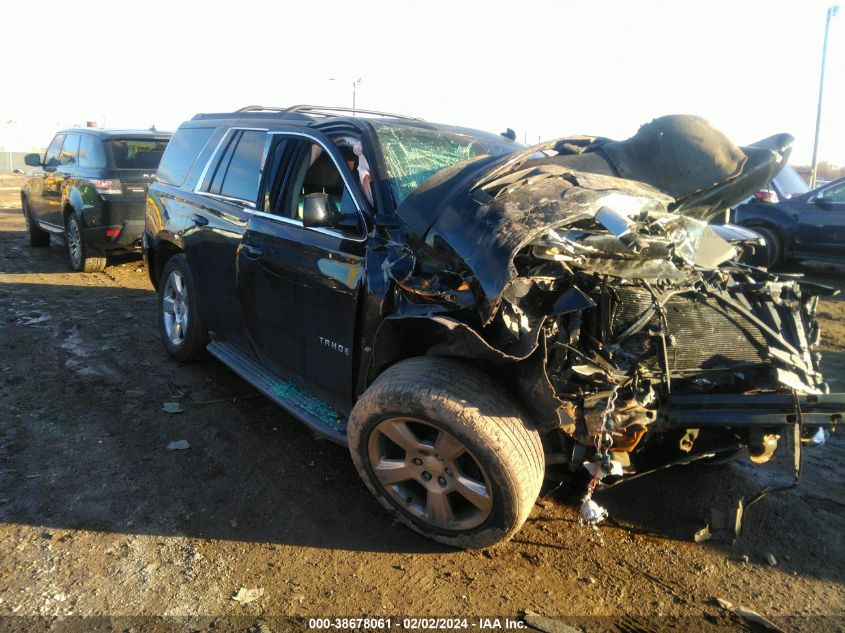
666,392 -> 845,428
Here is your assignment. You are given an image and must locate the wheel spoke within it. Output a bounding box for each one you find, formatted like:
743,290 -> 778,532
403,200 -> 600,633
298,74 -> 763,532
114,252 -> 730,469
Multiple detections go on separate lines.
367,416 -> 496,533
373,459 -> 416,485
454,475 -> 492,513
378,420 -> 427,452
434,431 -> 465,462
173,321 -> 183,341
426,490 -> 453,527
173,273 -> 184,293
162,297 -> 176,314
67,220 -> 81,266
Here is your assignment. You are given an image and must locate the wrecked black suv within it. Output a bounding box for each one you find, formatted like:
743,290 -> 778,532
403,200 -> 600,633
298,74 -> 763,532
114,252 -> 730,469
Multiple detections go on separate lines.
144,106 -> 843,548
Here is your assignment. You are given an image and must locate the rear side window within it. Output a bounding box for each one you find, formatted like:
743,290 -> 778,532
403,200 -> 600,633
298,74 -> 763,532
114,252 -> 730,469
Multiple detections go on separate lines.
59,134 -> 80,167
203,129 -> 266,204
207,133 -> 240,195
156,127 -> 214,186
78,135 -> 107,168
109,138 -> 169,169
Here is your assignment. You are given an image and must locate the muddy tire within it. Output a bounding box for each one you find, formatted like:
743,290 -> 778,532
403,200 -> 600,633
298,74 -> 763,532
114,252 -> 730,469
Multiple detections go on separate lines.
347,356 -> 544,549
22,197 -> 50,247
65,213 -> 106,272
158,253 -> 208,362
753,226 -> 782,269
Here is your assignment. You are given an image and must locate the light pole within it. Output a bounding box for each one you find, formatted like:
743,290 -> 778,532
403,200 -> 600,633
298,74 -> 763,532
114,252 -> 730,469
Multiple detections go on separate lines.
4,120 -> 18,174
810,4 -> 840,189
351,77 -> 362,115
328,77 -> 363,114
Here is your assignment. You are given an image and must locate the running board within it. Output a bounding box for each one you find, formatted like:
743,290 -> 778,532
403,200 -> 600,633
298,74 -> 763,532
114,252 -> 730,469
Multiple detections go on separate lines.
36,220 -> 65,235
207,339 -> 348,445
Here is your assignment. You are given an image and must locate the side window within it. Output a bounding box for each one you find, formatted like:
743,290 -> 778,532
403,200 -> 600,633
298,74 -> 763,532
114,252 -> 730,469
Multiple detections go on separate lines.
820,183 -> 845,204
206,132 -> 240,195
332,135 -> 375,210
59,134 -> 81,167
261,139 -> 290,212
156,127 -> 214,186
44,134 -> 66,167
217,130 -> 266,204
280,141 -> 355,222
78,135 -> 107,168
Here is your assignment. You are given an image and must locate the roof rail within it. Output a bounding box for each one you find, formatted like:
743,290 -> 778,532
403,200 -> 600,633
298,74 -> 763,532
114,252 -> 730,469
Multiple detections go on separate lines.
236,104 -> 422,121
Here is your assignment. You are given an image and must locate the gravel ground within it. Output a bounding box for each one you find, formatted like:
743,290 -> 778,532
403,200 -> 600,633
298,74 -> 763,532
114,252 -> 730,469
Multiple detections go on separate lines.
1,174 -> 844,632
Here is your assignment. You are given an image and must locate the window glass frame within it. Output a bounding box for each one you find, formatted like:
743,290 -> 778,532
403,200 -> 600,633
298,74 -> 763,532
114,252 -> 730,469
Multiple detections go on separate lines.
280,142 -> 316,221
820,182 -> 845,204
219,130 -> 267,202
107,138 -> 169,170
206,132 -> 240,195
260,139 -> 290,213
156,126 -> 215,187
254,130 -> 368,242
58,134 -> 81,167
195,127 -> 268,208
78,135 -> 107,169
44,134 -> 66,168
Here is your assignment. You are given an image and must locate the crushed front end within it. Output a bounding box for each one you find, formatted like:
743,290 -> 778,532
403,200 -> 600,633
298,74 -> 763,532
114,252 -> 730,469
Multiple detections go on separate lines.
511,206 -> 838,472
382,114 -> 844,480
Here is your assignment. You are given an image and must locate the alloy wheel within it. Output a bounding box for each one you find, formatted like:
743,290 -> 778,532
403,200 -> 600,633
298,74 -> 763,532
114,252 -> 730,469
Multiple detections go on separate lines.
162,270 -> 189,347
367,417 -> 494,531
66,217 -> 82,269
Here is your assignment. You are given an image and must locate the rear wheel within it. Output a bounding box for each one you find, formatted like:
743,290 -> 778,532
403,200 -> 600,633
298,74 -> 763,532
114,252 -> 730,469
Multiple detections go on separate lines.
348,356 -> 544,548
22,197 -> 50,247
65,213 -> 106,272
158,253 -> 208,361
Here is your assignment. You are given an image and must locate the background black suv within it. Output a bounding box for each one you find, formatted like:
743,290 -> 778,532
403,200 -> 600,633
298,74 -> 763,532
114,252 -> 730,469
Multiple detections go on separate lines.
22,128 -> 171,272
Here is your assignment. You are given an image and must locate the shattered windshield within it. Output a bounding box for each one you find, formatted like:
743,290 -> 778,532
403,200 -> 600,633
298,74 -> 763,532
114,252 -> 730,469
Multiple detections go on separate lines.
373,122 -> 520,206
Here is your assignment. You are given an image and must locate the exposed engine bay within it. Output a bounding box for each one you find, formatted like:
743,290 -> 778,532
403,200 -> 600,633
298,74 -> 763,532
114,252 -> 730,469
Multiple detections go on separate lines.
372,115 -> 842,484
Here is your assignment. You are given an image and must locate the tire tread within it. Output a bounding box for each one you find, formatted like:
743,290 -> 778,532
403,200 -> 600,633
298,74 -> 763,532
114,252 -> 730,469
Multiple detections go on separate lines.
348,356 -> 544,548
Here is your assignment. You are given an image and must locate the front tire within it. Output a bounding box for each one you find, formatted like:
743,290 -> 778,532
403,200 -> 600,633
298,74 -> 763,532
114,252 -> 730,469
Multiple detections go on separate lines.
348,357 -> 544,549
65,213 -> 106,272
158,253 -> 208,361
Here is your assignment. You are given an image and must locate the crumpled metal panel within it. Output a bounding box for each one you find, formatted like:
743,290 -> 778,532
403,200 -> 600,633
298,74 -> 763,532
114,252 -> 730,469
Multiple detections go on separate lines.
468,115 -> 793,222
399,166 -> 674,320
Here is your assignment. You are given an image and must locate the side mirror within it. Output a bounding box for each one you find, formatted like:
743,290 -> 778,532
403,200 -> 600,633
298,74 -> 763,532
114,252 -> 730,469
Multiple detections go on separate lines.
814,196 -> 833,210
24,153 -> 42,167
302,193 -> 342,228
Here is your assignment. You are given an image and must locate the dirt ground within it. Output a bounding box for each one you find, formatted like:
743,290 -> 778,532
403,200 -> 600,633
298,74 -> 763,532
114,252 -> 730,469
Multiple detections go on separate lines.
1,173 -> 844,632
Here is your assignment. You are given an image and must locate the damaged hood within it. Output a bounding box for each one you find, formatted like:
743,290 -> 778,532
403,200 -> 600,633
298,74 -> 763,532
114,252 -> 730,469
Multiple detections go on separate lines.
394,115 -> 793,317
466,115 -> 793,222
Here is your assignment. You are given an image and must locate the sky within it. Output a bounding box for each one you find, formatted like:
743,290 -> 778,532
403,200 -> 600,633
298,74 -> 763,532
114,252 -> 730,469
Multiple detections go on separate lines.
1,0 -> 843,166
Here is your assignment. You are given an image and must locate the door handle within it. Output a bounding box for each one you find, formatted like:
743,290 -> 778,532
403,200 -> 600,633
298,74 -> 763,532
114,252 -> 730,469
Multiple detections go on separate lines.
240,244 -> 264,260
191,214 -> 209,227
